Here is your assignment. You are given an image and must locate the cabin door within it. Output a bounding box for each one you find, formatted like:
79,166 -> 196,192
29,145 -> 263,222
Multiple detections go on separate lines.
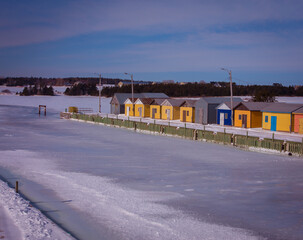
299,118 -> 303,134
152,108 -> 157,119
242,114 -> 247,128
271,116 -> 277,131
183,110 -> 187,122
126,107 -> 130,116
220,112 -> 224,126
138,107 -> 142,117
199,108 -> 203,124
167,109 -> 171,120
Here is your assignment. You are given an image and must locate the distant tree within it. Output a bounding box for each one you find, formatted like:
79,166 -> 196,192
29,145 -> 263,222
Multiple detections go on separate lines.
252,89 -> 276,102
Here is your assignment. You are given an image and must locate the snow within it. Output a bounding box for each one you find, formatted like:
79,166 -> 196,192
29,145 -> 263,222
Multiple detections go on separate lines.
0,180 -> 74,240
0,94 -> 111,113
0,150 -> 261,240
0,91 -> 303,239
1,104 -> 303,239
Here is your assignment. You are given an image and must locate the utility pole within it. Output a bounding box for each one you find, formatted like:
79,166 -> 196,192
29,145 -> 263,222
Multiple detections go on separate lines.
221,68 -> 233,126
94,73 -> 102,113
124,73 -> 134,114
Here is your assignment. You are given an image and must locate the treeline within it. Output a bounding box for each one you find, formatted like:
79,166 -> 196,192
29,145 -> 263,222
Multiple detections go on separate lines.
20,85 -> 54,96
64,83 -> 98,96
101,82 -> 303,97
0,77 -> 149,86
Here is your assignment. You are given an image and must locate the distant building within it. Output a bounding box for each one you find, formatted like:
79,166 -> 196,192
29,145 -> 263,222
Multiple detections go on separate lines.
194,97 -> 242,124
162,80 -> 175,84
262,103 -> 303,132
234,102 -> 272,128
110,93 -> 169,115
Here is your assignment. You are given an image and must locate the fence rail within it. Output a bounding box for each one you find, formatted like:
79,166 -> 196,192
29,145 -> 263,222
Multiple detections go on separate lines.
63,113 -> 303,156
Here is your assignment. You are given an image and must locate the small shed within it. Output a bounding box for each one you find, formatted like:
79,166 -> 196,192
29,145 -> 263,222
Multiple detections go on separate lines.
124,98 -> 138,116
134,98 -> 154,118
293,106 -> 303,134
262,103 -> 303,132
234,102 -> 272,128
110,93 -> 168,115
194,97 -> 242,124
161,99 -> 185,120
110,93 -> 141,114
150,99 -> 166,119
180,100 -> 197,123
216,102 -> 241,126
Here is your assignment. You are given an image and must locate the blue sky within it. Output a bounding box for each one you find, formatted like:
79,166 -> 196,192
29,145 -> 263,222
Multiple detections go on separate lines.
0,0 -> 302,85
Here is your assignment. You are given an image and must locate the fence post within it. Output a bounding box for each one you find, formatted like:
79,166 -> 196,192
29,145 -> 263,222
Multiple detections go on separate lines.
246,131 -> 248,148
301,138 -> 303,155
224,128 -> 226,144
15,181 -> 18,193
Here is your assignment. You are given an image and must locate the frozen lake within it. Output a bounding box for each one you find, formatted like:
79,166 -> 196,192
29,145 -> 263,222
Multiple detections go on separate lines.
0,104 -> 303,240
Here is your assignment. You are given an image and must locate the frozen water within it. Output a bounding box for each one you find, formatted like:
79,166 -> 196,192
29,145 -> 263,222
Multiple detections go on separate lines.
0,101 -> 303,239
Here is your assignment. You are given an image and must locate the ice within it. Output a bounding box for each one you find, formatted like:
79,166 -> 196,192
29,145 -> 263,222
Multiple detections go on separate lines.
0,180 -> 74,240
1,97 -> 303,239
0,150 -> 261,240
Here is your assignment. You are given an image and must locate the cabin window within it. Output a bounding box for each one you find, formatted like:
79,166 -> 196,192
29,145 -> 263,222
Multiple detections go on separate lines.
265,116 -> 268,123
187,111 -> 189,116
239,115 -> 242,120
225,113 -> 228,119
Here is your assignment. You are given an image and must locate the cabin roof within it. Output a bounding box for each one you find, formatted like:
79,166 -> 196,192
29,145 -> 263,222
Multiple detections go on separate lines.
262,103 -> 303,113
235,102 -> 273,111
161,98 -> 186,107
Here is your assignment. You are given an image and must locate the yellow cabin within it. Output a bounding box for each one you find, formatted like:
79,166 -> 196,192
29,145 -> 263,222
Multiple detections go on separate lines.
134,98 -> 153,118
234,102 -> 272,128
161,99 -> 185,120
150,99 -> 166,119
180,100 -> 197,123
124,98 -> 138,117
262,103 -> 303,132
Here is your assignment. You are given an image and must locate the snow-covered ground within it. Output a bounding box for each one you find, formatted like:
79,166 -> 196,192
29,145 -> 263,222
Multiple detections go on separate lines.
1,104 -> 303,240
0,180 -> 74,240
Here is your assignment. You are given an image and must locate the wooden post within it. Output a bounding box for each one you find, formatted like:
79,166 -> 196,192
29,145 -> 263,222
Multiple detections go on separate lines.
224,128 -> 226,144
15,181 -> 18,193
272,133 -> 275,141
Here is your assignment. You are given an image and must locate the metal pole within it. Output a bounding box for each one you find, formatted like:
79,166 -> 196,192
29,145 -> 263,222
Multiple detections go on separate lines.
131,74 -> 134,115
229,70 -> 233,126
221,68 -> 233,126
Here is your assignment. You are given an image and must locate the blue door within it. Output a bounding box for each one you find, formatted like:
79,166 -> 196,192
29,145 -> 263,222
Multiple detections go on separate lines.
271,116 -> 277,131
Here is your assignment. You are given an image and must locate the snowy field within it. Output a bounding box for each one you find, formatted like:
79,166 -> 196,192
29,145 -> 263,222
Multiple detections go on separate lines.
1,104 -> 303,240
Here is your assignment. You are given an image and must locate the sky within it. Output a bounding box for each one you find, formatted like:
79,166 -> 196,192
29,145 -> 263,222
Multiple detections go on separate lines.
0,0 -> 302,86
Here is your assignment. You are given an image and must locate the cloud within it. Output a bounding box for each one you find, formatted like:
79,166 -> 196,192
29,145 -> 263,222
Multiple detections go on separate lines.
1,0 -> 303,47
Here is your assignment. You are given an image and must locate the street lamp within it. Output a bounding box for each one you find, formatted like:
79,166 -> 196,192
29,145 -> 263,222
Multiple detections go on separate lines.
94,73 -> 102,113
221,68 -> 234,126
124,72 -> 134,115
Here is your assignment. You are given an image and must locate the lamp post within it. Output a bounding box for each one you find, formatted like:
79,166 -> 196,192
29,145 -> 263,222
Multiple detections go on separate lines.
124,72 -> 134,115
221,68 -> 233,126
94,73 -> 102,113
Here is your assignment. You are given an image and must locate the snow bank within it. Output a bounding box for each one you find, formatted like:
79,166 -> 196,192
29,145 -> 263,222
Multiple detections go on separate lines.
0,150 -> 263,240
0,94 -> 111,113
0,180 -> 74,240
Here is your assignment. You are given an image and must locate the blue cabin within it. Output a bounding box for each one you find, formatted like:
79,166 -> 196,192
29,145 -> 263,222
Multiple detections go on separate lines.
216,102 -> 241,126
